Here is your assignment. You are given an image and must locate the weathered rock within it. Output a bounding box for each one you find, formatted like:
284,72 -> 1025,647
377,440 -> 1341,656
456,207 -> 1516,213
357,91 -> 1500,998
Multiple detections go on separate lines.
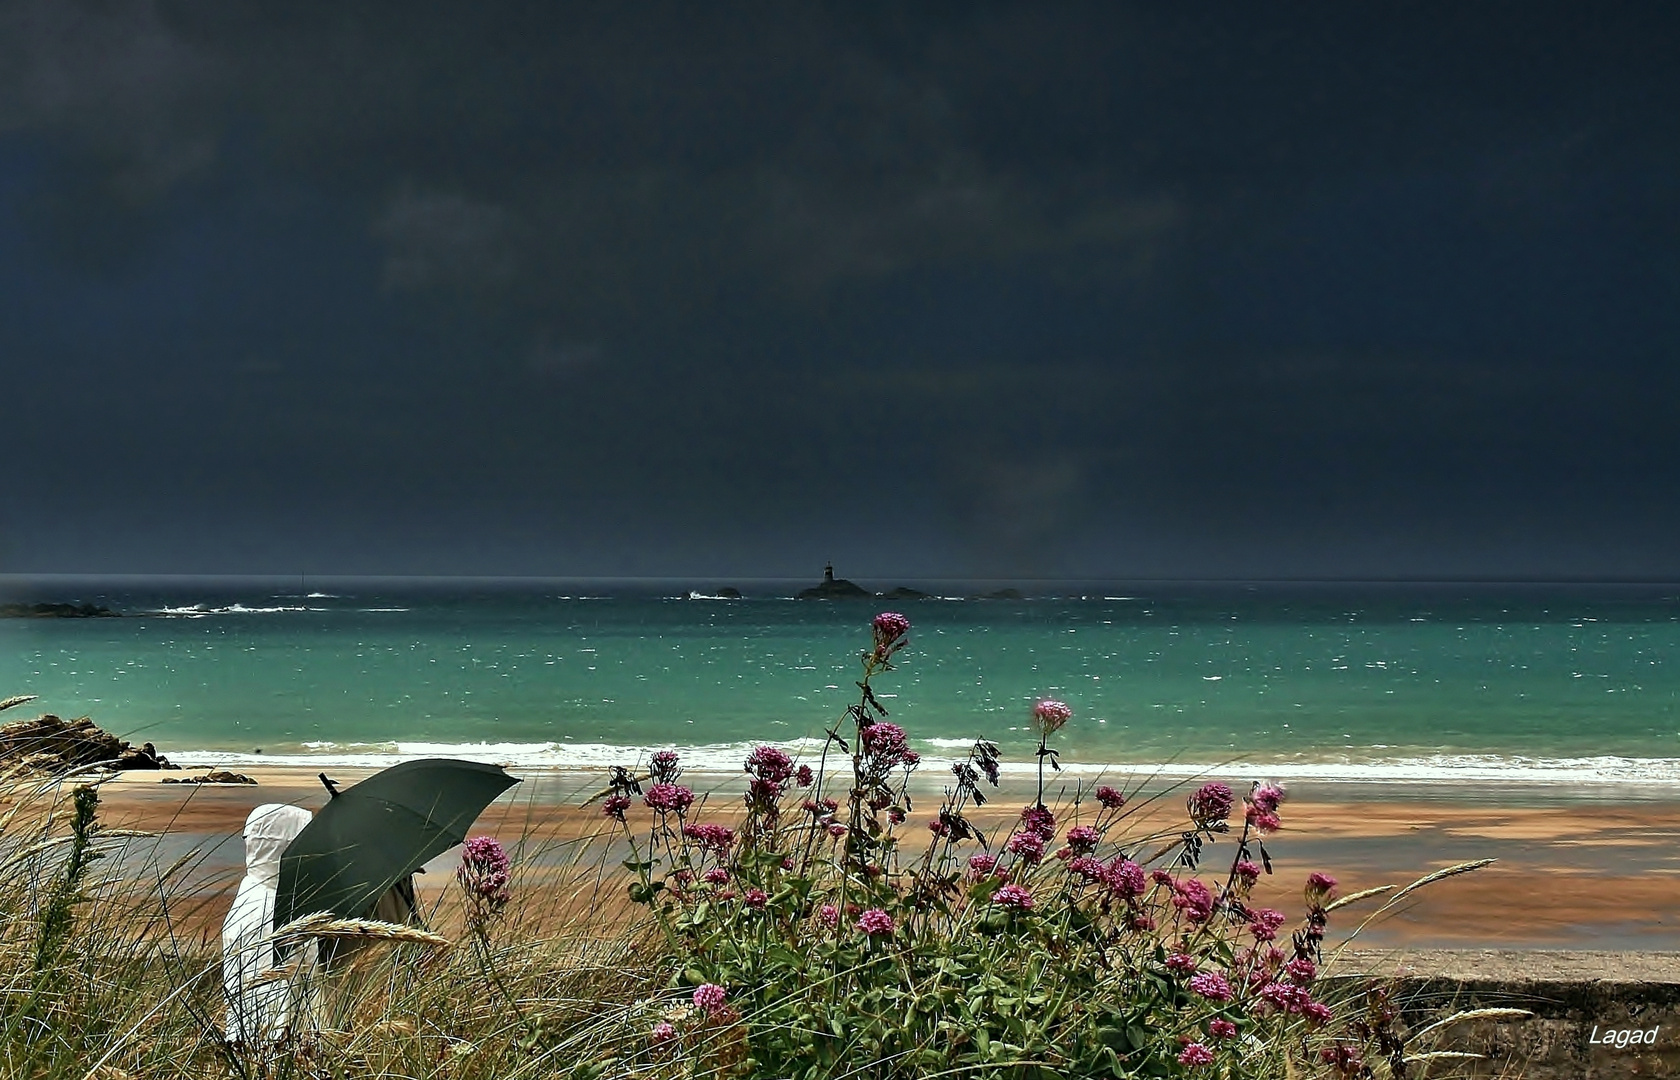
881,586 -> 932,600
114,741 -> 179,770
0,602 -> 120,618
0,714 -> 125,769
162,769 -> 256,785
0,714 -> 178,773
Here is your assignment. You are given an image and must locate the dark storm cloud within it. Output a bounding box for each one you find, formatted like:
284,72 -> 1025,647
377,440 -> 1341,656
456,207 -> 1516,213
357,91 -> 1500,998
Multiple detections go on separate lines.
2,2 -> 1677,577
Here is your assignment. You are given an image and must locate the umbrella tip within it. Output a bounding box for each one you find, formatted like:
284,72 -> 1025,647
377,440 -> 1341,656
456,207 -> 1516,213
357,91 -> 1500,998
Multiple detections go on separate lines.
319,772 -> 341,797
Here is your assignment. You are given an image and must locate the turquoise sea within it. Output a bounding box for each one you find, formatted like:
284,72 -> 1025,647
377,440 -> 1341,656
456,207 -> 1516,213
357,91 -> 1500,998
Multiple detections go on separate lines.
3,577 -> 1678,785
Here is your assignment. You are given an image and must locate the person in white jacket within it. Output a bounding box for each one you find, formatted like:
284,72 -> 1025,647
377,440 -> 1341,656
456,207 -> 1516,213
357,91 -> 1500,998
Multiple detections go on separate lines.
221,803 -> 317,1046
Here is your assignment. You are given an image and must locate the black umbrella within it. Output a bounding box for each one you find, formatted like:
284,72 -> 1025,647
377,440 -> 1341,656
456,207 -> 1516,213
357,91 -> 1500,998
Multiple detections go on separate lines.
276,758 -> 521,928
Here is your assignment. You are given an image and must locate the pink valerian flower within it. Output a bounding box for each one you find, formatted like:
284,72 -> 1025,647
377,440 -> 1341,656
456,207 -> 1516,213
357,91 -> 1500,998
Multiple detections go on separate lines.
1150,868 -> 1175,887
993,884 -> 1035,910
1305,871 -> 1338,904
1302,1001 -> 1333,1026
872,612 -> 910,659
703,867 -> 730,886
1031,698 -> 1072,736
860,722 -> 919,768
683,822 -> 736,854
795,764 -> 815,787
457,836 -> 512,917
1105,858 -> 1146,899
1248,907 -> 1288,942
1246,808 -> 1281,833
1005,831 -> 1046,864
1188,782 -> 1235,825
1018,804 -> 1057,842
1165,952 -> 1199,975
967,853 -> 999,880
644,783 -> 695,814
1208,1018 -> 1239,1040
817,904 -> 840,929
1285,957 -> 1318,984
602,794 -> 633,822
1172,878 -> 1216,923
743,887 -> 769,909
649,750 -> 681,783
1321,1044 -> 1363,1076
1094,784 -> 1126,810
1129,913 -> 1156,932
1177,1042 -> 1215,1067
826,822 -> 847,837
744,745 -> 795,797
692,984 -> 729,1016
888,806 -> 906,824
650,1021 -> 677,1045
1250,781 -> 1286,814
1064,825 -> 1100,853
856,908 -> 896,936
1258,981 -> 1312,1014
1188,971 -> 1234,1002
1233,859 -> 1263,887
1067,855 -> 1106,883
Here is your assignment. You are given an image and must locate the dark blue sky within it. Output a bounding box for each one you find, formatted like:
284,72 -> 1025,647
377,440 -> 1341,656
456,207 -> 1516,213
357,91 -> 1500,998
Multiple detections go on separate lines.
3,2 -> 1677,580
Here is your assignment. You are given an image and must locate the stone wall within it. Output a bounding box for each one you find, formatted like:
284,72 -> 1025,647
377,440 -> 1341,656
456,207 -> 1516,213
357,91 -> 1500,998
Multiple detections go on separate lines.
1338,951 -> 1680,1078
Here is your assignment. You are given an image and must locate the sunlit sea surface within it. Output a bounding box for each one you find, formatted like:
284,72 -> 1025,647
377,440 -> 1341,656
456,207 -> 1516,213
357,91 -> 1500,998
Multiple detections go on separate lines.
3,578 -> 1678,787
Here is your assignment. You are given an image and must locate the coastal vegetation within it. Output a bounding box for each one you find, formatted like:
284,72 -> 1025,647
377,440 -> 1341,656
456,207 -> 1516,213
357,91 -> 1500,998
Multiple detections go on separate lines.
0,617 -> 1521,1078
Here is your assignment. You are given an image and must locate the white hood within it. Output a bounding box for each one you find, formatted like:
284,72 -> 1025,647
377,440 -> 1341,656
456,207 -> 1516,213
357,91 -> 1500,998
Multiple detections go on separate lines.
241,803 -> 312,885
222,803 -> 316,1044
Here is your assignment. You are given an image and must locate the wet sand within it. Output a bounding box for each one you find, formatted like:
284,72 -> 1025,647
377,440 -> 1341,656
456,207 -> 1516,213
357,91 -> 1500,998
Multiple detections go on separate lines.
77,766 -> 1680,953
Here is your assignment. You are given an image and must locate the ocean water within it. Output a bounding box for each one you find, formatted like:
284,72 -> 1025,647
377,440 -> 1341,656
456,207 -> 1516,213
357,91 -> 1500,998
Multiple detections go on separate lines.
2,578 -> 1678,785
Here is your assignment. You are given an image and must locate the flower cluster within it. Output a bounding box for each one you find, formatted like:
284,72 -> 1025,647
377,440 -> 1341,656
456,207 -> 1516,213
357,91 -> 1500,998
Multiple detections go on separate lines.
1030,698 -> 1072,736
650,750 -> 682,784
871,611 -> 910,661
1245,781 -> 1286,833
645,782 -> 696,814
1094,784 -> 1127,810
1064,824 -> 1100,854
860,722 -> 917,765
457,835 -> 511,930
682,822 -> 736,855
744,744 -> 795,811
856,908 -> 896,937
992,883 -> 1035,910
1188,782 -> 1235,826
1171,877 -> 1217,924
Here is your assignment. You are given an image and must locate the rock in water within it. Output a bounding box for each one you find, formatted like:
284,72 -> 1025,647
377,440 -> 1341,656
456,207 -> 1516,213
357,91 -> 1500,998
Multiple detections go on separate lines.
796,563 -> 871,599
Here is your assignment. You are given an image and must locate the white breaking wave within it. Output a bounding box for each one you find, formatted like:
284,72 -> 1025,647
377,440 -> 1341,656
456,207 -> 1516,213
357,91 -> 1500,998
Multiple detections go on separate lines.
151,603 -> 324,617
163,740 -> 1680,785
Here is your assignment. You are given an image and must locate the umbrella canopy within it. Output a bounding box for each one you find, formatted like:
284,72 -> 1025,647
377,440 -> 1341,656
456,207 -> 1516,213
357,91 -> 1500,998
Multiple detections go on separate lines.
276,758 -> 520,927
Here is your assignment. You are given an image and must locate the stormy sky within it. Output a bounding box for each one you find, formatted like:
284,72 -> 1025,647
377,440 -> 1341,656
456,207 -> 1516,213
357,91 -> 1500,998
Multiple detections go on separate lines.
2,2 -> 1676,580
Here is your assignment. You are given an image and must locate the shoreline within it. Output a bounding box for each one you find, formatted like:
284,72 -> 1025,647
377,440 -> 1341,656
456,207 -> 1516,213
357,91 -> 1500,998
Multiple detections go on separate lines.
157,745 -> 1680,788
78,765 -> 1680,953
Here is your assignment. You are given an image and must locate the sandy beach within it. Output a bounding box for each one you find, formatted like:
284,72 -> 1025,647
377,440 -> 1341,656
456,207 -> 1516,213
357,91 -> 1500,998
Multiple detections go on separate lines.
77,765 -> 1680,955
